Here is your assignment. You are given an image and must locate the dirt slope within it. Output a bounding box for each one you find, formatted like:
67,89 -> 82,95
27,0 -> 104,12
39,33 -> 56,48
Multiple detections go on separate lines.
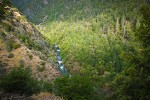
0,2 -> 61,82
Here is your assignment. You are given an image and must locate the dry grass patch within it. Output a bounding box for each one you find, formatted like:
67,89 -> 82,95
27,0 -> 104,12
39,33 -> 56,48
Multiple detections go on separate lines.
31,92 -> 63,100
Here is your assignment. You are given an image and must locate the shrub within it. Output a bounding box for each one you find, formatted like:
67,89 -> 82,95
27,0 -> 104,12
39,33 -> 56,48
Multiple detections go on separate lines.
8,53 -> 14,58
0,62 -> 5,76
0,66 -> 52,96
53,75 -> 95,100
0,62 -> 4,68
0,5 -> 5,20
0,32 -> 6,38
17,16 -> 27,21
19,34 -> 26,42
6,40 -> 20,52
96,66 -> 105,75
41,62 -> 46,66
19,60 -> 25,67
37,65 -> 45,72
38,80 -> 52,92
0,66 -> 33,95
2,0 -> 12,6
28,32 -> 32,36
6,40 -> 14,52
13,42 -> 21,49
29,54 -> 33,60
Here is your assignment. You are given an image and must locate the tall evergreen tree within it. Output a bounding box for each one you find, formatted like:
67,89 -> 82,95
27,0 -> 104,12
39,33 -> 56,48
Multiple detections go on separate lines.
113,5 -> 150,99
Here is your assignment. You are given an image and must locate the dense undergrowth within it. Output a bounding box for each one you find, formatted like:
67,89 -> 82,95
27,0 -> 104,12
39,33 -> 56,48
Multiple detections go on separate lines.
0,66 -> 52,96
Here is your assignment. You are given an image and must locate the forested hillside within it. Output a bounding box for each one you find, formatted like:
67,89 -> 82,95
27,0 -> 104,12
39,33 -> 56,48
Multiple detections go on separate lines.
7,0 -> 150,99
10,0 -> 149,73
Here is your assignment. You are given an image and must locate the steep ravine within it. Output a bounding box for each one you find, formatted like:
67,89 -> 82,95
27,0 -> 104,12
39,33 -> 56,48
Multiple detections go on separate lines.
0,1 -> 63,99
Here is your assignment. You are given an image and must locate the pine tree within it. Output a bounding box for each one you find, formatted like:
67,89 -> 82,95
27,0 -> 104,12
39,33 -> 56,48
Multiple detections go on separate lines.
113,5 -> 150,99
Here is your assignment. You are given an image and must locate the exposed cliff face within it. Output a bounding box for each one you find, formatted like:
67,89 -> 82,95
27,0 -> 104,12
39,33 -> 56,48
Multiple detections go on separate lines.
0,1 -> 61,81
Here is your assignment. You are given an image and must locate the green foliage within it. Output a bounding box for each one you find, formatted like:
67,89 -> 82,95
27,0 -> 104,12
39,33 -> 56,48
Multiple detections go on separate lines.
13,42 -> 21,49
96,66 -> 105,75
17,15 -> 27,21
0,66 -> 33,95
0,5 -> 5,20
0,32 -> 7,38
2,0 -> 12,6
11,0 -> 146,74
9,0 -> 150,99
6,40 -> 14,52
0,62 -> 5,76
28,54 -> 33,60
28,32 -> 32,36
6,40 -> 20,52
8,53 -> 14,58
19,59 -> 25,67
0,66 -> 52,96
0,0 -> 11,20
18,34 -> 35,50
37,65 -> 45,72
0,62 -> 4,68
38,80 -> 53,92
41,62 -> 46,66
113,5 -> 150,99
53,75 -> 95,100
